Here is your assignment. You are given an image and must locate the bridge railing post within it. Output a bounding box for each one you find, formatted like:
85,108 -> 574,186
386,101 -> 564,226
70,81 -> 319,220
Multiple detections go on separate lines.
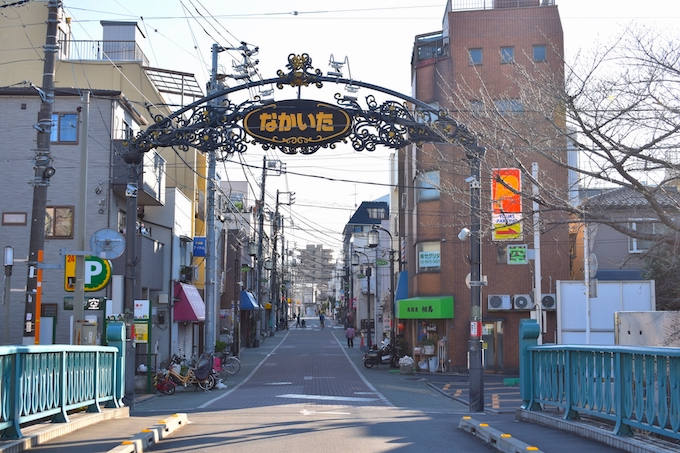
519,318 -> 540,410
106,322 -> 126,407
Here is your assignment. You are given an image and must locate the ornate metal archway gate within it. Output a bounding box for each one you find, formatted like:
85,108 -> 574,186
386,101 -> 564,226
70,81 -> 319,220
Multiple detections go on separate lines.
122,53 -> 487,412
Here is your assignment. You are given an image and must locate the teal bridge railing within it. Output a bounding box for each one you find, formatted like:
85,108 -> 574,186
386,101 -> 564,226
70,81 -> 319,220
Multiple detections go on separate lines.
519,318 -> 680,441
0,323 -> 125,439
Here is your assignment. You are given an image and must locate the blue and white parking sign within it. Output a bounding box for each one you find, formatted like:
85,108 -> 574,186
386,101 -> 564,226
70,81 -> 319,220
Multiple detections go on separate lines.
193,237 -> 206,257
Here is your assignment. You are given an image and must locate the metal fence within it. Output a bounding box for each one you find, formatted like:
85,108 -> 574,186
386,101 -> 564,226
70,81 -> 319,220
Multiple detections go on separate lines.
448,0 -> 555,11
0,343 -> 123,438
59,40 -> 149,66
520,319 -> 680,441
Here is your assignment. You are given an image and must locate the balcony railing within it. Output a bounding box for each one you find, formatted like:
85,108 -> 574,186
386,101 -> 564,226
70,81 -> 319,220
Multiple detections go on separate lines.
448,0 -> 555,11
59,40 -> 149,66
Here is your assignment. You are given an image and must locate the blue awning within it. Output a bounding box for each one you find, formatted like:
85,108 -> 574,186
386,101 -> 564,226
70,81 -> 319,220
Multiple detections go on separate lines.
395,270 -> 408,301
240,290 -> 260,310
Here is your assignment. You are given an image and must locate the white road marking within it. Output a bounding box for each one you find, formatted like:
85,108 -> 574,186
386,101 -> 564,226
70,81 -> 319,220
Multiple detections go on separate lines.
265,382 -> 292,385
300,409 -> 351,415
277,393 -> 379,402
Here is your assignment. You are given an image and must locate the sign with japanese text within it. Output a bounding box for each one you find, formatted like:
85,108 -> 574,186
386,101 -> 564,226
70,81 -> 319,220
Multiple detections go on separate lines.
396,296 -> 453,319
507,244 -> 528,264
64,255 -> 112,292
63,297 -> 106,311
418,251 -> 440,269
244,100 -> 352,148
193,237 -> 206,257
134,299 -> 150,344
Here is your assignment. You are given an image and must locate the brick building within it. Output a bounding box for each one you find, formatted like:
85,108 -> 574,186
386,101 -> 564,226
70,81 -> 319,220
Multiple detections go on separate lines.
398,0 -> 571,373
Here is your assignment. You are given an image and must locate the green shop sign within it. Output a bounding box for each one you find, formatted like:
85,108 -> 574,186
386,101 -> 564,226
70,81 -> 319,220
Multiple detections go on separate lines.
396,296 -> 454,319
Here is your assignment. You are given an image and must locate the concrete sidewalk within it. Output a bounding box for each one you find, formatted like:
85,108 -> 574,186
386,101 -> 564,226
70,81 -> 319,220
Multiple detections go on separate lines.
2,319 -> 678,453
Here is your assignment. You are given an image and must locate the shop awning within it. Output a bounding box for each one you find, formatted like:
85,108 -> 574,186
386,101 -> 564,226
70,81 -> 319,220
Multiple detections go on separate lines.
395,270 -> 408,301
173,282 -> 205,322
240,290 -> 260,310
396,296 -> 454,319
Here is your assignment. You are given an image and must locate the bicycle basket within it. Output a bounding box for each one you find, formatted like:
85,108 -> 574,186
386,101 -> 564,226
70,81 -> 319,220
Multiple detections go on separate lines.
194,353 -> 213,381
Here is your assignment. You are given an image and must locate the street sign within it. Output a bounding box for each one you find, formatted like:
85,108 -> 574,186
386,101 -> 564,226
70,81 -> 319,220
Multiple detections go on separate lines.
64,255 -> 112,292
492,213 -> 523,241
63,297 -> 106,310
376,259 -> 389,266
193,237 -> 206,257
507,244 -> 528,265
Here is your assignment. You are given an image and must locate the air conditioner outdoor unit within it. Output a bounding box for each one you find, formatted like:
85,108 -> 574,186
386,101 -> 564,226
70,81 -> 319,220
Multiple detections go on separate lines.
180,265 -> 198,283
488,294 -> 511,310
541,294 -> 556,310
513,294 -> 534,310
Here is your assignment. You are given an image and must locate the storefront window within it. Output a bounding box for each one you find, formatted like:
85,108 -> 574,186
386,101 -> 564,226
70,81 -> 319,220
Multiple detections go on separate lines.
416,241 -> 440,272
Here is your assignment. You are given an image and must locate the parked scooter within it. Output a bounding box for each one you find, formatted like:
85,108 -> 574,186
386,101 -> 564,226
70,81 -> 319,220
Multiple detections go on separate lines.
363,338 -> 399,368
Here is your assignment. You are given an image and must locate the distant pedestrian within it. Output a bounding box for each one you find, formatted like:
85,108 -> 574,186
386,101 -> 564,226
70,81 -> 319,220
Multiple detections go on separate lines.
295,313 -> 300,328
345,325 -> 356,348
319,313 -> 325,329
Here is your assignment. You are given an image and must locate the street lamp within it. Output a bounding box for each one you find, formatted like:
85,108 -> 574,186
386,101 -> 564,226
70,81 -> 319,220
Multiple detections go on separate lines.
248,239 -> 258,258
367,226 -> 397,351
352,250 -> 372,348
4,246 -> 14,345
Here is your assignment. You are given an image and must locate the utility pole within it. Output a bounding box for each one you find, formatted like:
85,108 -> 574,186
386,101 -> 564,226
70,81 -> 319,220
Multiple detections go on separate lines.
23,0 -> 61,344
203,43 -> 223,354
255,156 -> 267,345
532,162 -> 543,345
122,147 -> 142,408
466,144 -> 486,413
73,90 -> 90,345
272,191 -> 294,331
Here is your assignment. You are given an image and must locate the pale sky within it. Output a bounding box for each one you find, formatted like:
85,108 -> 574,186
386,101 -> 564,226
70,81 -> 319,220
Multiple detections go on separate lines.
58,0 -> 676,255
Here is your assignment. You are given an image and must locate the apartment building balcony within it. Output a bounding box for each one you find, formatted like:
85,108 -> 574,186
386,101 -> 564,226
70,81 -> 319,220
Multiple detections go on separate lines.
59,39 -> 150,66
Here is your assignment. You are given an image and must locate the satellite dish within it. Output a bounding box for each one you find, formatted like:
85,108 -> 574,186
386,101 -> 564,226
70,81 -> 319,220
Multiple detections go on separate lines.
90,228 -> 125,259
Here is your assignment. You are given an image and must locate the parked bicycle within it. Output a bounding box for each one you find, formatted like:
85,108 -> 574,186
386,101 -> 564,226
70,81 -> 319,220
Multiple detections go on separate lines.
215,352 -> 241,382
156,353 -> 215,394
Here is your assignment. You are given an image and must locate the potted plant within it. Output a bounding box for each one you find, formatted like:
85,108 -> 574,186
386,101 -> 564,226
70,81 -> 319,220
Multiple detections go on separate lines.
215,340 -> 227,355
398,355 -> 415,374
422,338 -> 436,355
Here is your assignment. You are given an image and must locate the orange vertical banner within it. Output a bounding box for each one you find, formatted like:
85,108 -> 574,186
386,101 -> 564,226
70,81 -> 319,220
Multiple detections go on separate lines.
492,168 -> 521,214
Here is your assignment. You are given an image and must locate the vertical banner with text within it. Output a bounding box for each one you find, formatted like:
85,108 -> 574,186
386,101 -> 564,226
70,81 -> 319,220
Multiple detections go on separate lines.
491,168 -> 523,241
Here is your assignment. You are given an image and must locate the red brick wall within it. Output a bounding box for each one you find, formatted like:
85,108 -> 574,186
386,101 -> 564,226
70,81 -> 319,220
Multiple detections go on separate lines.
408,5 -> 567,373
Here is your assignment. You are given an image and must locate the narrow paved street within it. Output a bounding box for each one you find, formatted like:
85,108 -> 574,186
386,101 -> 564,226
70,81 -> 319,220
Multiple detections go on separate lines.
133,320 -> 494,452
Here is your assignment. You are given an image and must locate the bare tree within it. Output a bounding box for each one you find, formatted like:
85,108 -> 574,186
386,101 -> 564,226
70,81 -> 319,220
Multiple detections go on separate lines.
438,25 -> 680,247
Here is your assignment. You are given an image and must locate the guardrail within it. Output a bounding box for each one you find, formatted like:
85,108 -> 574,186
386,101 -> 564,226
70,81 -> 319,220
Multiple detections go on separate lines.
519,319 -> 680,441
0,323 -> 125,438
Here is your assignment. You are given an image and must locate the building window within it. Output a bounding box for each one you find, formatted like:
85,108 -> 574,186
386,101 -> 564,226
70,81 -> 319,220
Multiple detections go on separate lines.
469,100 -> 484,117
50,112 -> 78,143
628,221 -> 654,253
495,99 -> 524,115
367,207 -> 386,219
2,212 -> 27,225
416,34 -> 449,61
416,241 -> 441,273
416,170 -> 440,202
533,45 -> 547,62
45,206 -> 74,238
500,47 -> 514,64
468,48 -> 483,65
